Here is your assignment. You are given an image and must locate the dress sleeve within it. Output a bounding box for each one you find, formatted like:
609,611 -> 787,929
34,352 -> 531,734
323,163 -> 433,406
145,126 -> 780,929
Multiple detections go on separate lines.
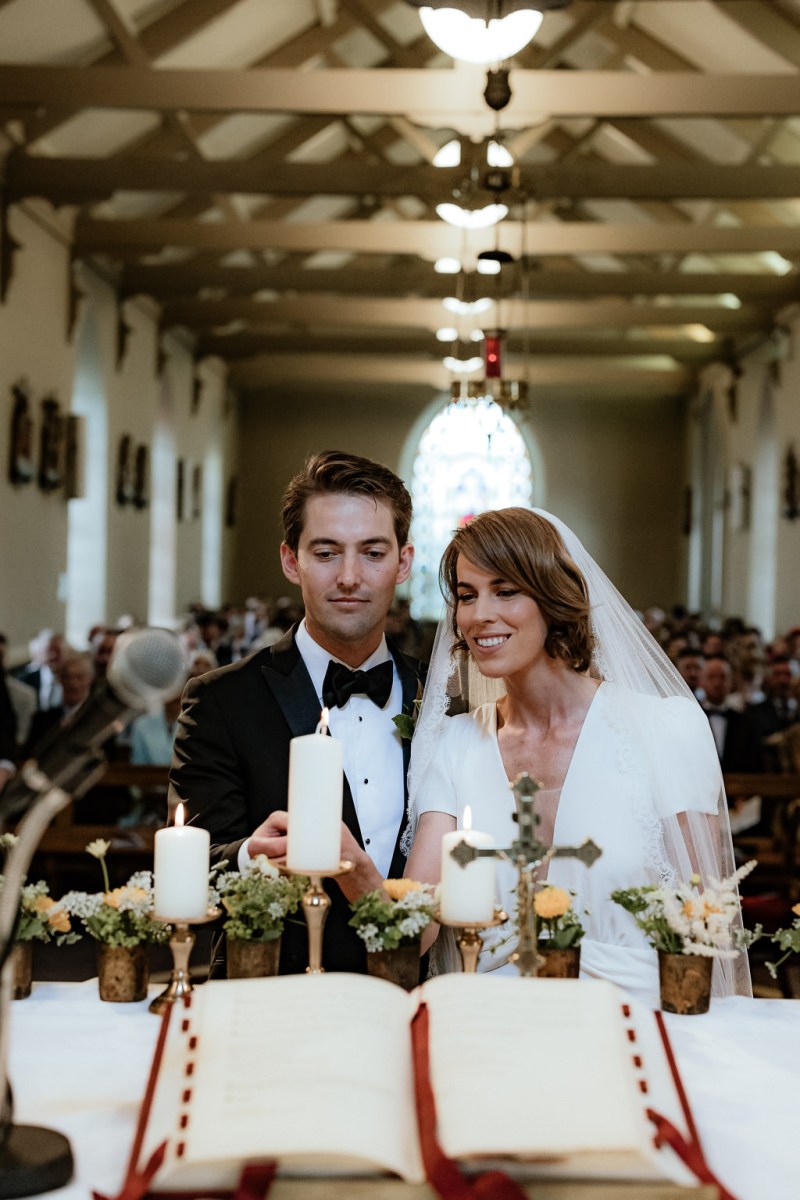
411,714 -> 468,818
646,694 -> 723,818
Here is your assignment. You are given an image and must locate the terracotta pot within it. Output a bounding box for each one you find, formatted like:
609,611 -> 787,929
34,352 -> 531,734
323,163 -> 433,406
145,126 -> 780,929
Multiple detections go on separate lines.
658,950 -> 713,1015
366,940 -> 422,991
226,937 -> 281,979
97,943 -> 149,1002
537,945 -> 581,978
11,941 -> 33,1000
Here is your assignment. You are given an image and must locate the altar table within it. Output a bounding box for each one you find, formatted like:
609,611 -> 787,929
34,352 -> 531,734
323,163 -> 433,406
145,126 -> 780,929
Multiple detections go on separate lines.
7,981 -> 800,1200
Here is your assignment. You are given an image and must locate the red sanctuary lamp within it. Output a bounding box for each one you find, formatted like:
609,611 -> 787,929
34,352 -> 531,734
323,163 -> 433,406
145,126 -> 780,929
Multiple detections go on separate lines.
450,328 -> 529,411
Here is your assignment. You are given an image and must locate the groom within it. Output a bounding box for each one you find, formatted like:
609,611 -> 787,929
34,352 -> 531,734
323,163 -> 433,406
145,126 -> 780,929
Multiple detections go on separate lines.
169,450 -> 423,973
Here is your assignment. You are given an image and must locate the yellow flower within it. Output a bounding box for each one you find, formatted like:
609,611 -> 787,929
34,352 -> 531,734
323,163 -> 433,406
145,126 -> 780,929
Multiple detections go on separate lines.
104,885 -> 148,909
534,887 -> 571,920
86,838 -> 111,860
383,879 -> 422,901
47,908 -> 71,934
682,899 -> 696,918
32,894 -> 55,913
792,904 -> 800,918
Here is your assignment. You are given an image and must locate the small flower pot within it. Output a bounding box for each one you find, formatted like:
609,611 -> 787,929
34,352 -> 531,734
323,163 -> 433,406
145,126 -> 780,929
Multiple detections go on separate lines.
226,936 -> 281,979
97,943 -> 149,1002
658,950 -> 712,1015
366,940 -> 421,991
11,941 -> 33,1000
537,945 -> 581,978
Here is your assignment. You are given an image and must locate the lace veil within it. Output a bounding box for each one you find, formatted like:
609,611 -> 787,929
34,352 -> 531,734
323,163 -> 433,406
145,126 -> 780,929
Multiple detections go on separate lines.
405,508 -> 751,997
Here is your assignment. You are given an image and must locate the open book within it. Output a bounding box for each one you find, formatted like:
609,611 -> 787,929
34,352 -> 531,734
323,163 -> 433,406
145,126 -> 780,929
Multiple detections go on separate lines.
132,974 -> 706,1194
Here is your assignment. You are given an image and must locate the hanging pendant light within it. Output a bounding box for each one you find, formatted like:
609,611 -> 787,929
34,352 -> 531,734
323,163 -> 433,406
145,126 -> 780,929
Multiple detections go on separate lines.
406,2 -> 571,65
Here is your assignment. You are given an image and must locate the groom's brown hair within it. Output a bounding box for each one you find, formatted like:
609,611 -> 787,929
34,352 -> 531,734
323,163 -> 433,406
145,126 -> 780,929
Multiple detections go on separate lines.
440,507 -> 594,672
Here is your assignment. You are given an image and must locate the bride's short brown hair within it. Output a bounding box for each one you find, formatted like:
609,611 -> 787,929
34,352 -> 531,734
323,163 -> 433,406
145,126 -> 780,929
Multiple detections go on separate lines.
440,508 -> 594,672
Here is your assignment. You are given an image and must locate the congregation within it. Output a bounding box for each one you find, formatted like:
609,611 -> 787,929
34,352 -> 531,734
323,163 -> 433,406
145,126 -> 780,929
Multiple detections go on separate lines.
3,599 -> 799,790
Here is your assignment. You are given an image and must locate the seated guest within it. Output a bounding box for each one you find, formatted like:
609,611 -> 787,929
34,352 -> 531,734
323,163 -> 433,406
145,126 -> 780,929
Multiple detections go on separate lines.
24,653 -> 94,755
14,629 -> 69,711
676,647 -> 704,698
90,627 -> 121,683
699,656 -> 763,773
130,689 -> 184,765
0,632 -> 36,749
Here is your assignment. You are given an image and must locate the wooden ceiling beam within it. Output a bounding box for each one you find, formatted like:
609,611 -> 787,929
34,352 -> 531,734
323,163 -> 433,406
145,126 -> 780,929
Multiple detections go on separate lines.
73,216 -> 800,258
160,293 -> 767,334
4,67 -> 800,121
15,156 -> 800,203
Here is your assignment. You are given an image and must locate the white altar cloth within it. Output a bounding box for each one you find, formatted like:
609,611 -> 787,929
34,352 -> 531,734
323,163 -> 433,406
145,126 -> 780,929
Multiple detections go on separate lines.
6,982 -> 800,1200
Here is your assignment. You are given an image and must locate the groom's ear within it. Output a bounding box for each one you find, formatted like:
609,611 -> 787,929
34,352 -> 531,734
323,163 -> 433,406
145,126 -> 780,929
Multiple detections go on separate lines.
396,543 -> 413,585
280,541 -> 300,585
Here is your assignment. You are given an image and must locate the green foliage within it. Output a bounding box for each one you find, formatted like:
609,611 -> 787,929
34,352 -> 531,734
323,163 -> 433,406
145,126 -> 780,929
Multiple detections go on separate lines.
766,911 -> 800,979
216,858 -> 306,943
348,883 -> 436,952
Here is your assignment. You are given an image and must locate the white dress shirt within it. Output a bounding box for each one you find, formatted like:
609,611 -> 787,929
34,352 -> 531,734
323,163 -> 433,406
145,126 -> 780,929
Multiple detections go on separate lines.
241,621 -> 406,877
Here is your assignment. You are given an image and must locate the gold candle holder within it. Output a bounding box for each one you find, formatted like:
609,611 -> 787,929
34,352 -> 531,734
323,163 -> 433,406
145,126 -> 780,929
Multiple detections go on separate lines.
434,907 -> 508,973
148,907 -> 221,1016
279,861 -> 353,974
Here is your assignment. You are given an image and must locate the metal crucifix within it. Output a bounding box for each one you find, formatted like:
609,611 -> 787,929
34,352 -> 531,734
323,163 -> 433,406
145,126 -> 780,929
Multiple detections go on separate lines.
450,772 -> 603,977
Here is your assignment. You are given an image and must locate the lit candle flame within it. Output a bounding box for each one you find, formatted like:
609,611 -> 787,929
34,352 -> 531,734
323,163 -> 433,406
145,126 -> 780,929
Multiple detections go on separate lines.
316,707 -> 330,735
174,802 -> 185,828
463,805 -> 472,832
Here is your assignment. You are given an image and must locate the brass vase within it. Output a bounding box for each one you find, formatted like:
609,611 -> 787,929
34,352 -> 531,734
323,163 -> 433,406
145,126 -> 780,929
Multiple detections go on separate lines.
658,950 -> 713,1015
11,941 -> 33,1000
366,940 -> 421,991
537,945 -> 581,978
97,943 -> 149,1002
226,936 -> 281,979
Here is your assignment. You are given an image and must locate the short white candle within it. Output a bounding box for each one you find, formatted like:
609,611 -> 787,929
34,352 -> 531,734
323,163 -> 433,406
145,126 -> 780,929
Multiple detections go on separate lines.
439,807 -> 496,924
286,709 -> 344,872
154,803 -> 210,920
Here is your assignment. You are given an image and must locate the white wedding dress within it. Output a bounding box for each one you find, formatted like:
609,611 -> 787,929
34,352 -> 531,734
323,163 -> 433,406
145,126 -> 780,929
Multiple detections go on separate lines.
414,681 -> 724,1001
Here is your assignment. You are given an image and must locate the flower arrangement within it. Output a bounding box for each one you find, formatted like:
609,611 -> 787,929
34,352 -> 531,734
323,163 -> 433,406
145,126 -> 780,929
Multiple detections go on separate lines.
534,885 -> 585,950
349,879 -> 436,952
0,833 -> 78,946
611,860 -> 758,958
766,903 -> 800,979
214,856 -> 306,942
61,839 -> 167,948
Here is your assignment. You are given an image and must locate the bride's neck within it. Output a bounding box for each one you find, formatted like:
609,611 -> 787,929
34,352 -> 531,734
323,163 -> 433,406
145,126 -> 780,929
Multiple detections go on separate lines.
498,658 -> 597,728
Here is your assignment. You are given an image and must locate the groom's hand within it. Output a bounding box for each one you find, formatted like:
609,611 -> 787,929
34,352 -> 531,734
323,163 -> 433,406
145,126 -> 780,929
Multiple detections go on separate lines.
247,809 -> 289,860
336,822 -> 384,901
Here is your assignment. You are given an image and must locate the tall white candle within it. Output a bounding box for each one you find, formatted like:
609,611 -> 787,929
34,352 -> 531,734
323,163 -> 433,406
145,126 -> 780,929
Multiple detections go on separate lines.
154,803 -> 210,920
286,709 -> 344,872
439,807 -> 496,924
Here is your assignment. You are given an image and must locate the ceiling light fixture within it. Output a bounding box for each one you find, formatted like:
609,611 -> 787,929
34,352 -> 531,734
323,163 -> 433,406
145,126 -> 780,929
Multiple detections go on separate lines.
434,256 -> 463,273
443,355 -> 485,373
409,2 -> 547,64
443,296 -> 494,315
436,201 -> 509,229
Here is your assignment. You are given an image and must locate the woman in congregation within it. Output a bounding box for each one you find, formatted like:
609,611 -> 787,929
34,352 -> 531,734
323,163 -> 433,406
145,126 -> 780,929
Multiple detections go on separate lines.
403,507 -> 750,1000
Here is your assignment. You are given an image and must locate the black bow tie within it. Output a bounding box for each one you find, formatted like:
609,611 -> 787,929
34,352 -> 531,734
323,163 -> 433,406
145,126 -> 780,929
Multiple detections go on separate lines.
322,659 -> 394,710
706,706 -> 729,717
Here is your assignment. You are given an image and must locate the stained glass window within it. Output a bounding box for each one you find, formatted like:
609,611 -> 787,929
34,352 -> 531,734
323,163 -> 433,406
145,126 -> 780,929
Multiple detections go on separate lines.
409,397 -> 534,619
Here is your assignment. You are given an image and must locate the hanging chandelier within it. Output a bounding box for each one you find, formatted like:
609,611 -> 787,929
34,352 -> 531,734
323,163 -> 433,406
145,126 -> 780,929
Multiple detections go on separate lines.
406,2 -> 572,65
450,329 -> 529,412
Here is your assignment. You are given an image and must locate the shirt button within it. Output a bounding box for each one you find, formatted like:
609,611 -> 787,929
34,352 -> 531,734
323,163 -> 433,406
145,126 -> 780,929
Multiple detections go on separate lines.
358,716 -> 363,722
363,778 -> 368,785
365,838 -> 371,845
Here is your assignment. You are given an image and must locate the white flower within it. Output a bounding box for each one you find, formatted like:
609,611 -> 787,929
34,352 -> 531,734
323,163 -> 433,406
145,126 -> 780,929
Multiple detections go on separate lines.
250,855 -> 280,880
86,839 -> 110,860
267,901 -> 285,920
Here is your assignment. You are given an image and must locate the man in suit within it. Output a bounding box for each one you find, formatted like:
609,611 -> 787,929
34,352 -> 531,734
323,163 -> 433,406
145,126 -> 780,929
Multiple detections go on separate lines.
169,450 -> 421,974
699,655 -> 764,773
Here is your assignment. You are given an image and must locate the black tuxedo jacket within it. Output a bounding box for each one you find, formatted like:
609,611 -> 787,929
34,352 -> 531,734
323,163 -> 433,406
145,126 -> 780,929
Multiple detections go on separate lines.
168,629 -> 424,975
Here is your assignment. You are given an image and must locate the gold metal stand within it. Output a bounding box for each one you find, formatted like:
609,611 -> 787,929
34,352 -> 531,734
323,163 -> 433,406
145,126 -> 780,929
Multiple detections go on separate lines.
148,907 -> 221,1015
279,861 -> 353,974
434,908 -> 508,973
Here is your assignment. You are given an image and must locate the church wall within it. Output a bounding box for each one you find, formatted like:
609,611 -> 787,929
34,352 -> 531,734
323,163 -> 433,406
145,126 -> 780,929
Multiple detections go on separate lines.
0,205 -> 238,660
232,386 -> 687,614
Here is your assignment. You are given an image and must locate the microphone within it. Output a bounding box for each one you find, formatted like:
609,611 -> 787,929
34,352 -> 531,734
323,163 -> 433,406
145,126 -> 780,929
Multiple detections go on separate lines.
0,626 -> 188,819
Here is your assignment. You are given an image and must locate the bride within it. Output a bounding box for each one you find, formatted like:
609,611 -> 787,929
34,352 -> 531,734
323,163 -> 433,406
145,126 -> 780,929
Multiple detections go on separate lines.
404,507 -> 750,1000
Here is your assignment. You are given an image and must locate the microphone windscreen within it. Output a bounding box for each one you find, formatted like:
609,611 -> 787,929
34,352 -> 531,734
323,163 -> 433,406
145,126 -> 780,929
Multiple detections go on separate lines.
107,627 -> 188,709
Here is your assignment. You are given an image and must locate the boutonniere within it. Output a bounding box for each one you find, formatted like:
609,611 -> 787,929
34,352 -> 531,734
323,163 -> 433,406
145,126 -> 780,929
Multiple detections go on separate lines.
392,677 -> 424,741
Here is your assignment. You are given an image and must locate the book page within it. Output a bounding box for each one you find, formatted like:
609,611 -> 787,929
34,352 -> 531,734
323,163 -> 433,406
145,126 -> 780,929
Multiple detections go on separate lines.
422,975 -> 659,1173
146,975 -> 425,1186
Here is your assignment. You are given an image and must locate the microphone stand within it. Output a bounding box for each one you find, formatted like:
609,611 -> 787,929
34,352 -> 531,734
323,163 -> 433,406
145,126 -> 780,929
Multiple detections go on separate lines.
0,753 -> 109,1199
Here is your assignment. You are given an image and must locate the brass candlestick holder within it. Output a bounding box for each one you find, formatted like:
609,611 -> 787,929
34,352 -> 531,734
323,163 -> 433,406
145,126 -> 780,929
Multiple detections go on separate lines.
149,907 -> 221,1015
279,861 -> 353,974
449,773 -> 602,978
435,907 -> 508,973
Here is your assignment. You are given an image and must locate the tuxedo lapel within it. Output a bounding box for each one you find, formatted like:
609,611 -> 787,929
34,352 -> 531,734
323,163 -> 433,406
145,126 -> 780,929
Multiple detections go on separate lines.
260,630 -> 365,848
